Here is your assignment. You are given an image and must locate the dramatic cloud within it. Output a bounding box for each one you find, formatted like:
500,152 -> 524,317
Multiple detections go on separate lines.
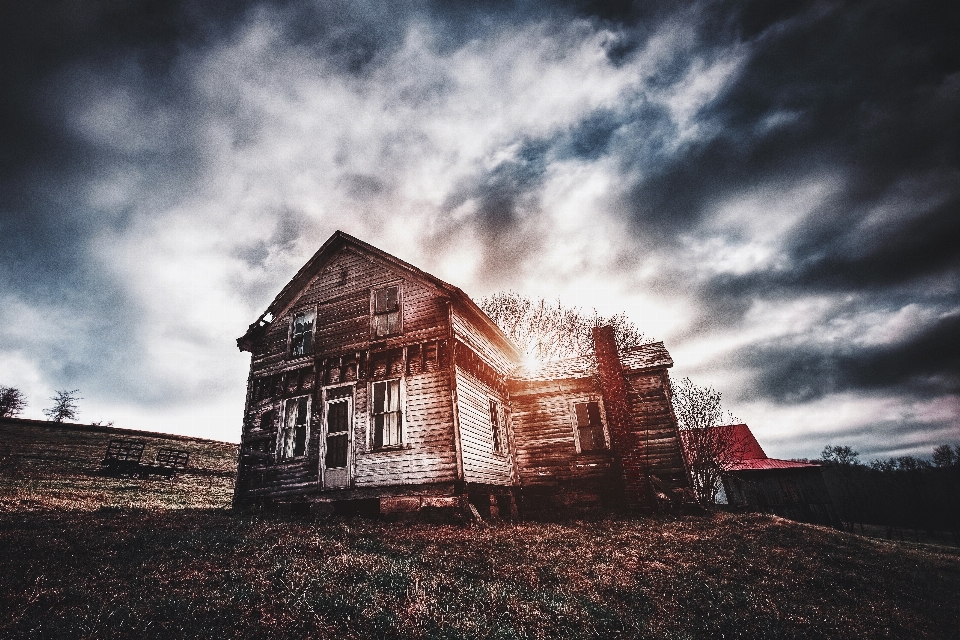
1,0 -> 957,458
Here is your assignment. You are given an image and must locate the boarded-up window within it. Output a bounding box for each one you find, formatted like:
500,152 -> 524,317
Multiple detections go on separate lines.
574,401 -> 606,452
372,379 -> 401,447
372,285 -> 400,337
290,310 -> 315,357
325,399 -> 349,468
279,396 -> 309,460
489,399 -> 503,453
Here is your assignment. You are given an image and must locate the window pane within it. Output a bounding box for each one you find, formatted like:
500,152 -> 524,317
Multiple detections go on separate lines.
586,402 -> 602,426
296,396 -> 309,425
374,414 -> 384,448
575,403 -> 590,427
489,399 -> 502,452
373,381 -> 385,413
327,401 -> 348,433
326,433 -> 348,468
374,288 -> 387,314
387,379 -> 400,411
385,286 -> 398,311
373,313 -> 386,337
385,413 -> 400,446
294,423 -> 307,457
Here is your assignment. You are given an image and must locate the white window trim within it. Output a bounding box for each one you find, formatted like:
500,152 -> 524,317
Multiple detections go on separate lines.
370,282 -> 403,338
368,377 -> 406,450
277,394 -> 312,461
568,396 -> 610,454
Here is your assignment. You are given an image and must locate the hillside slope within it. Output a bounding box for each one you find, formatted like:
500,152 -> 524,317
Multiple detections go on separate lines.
0,418 -> 237,510
1,419 -> 958,639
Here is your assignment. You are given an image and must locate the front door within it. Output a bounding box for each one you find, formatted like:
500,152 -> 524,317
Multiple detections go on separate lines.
322,386 -> 352,489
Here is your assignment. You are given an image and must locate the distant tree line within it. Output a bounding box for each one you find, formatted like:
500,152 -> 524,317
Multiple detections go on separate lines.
0,386 -> 82,423
819,444 -> 960,544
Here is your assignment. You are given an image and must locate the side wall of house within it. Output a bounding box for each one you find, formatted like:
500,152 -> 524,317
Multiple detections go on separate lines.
623,368 -> 690,491
449,307 -> 518,487
454,368 -> 514,486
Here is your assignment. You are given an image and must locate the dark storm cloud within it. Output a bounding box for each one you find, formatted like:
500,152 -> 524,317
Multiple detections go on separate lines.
739,312 -> 960,403
617,0 -> 960,256
1,0 -> 956,449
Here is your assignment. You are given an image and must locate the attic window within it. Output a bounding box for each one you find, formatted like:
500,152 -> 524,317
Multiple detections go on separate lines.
372,285 -> 400,337
290,309 -> 315,357
574,401 -> 607,452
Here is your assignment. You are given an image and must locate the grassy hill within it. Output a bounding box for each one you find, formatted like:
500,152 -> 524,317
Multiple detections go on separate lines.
1,419 -> 959,639
0,418 -> 237,510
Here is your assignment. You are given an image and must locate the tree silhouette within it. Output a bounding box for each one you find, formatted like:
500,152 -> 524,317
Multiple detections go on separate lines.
476,291 -> 648,362
43,390 -> 82,423
671,376 -> 743,505
0,386 -> 27,418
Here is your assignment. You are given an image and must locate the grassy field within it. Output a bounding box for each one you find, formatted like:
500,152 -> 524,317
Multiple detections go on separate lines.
1,420 -> 959,639
0,418 -> 237,511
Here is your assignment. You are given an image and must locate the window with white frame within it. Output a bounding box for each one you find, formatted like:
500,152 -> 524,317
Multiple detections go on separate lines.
279,396 -> 310,460
371,285 -> 400,337
573,400 -> 607,452
290,309 -> 315,357
489,398 -> 503,453
371,378 -> 402,448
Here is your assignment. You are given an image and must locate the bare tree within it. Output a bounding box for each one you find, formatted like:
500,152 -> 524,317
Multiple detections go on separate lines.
0,386 -> 27,418
821,445 -> 861,466
1,387 -> 27,418
476,291 -> 649,362
671,376 -> 744,505
43,389 -> 82,423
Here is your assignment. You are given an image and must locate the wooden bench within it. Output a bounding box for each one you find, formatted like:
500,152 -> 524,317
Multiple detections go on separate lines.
101,439 -> 145,477
139,448 -> 190,478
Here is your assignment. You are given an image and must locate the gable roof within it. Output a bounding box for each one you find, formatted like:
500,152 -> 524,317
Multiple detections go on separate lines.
237,230 -> 520,359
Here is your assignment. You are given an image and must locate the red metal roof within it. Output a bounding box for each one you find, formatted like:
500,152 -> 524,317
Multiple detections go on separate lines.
680,423 -> 820,471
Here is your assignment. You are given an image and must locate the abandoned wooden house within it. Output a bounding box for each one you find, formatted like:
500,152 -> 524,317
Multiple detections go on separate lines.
233,231 -> 691,518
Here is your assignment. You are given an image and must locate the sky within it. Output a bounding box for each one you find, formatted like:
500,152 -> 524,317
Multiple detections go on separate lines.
1,0 -> 957,460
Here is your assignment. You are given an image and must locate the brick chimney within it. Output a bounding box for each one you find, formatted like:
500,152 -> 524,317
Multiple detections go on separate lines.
592,326 -> 652,510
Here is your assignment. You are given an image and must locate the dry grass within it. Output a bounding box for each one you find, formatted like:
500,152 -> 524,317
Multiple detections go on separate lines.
1,421 -> 959,639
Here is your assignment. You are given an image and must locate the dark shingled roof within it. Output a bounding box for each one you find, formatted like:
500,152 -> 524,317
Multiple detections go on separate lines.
509,341 -> 672,381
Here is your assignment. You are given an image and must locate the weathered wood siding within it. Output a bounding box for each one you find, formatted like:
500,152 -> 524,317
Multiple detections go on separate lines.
451,308 -> 515,375
252,247 -> 451,368
353,371 -> 459,487
623,369 -> 689,489
508,377 -> 615,486
237,245 -> 459,506
455,368 -> 514,486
